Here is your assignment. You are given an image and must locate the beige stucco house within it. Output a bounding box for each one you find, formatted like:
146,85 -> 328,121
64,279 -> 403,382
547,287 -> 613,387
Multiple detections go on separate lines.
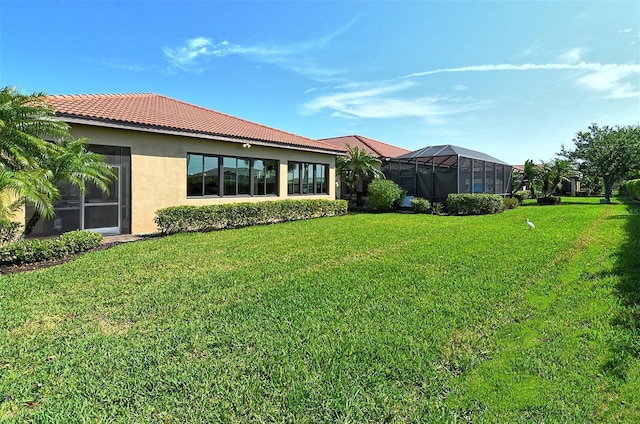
29,94 -> 345,237
319,135 -> 411,199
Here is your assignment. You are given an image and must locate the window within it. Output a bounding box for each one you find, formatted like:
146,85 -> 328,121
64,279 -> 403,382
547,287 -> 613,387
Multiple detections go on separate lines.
187,153 -> 278,197
287,162 -> 329,195
187,154 -> 204,196
204,156 -> 219,195
254,159 -> 278,195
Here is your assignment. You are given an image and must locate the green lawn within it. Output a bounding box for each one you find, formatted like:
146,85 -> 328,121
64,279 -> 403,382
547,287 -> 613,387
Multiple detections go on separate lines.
1,197 -> 639,422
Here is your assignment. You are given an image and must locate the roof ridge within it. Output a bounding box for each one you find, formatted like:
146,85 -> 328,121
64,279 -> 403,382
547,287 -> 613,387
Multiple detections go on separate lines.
48,93 -> 157,99
352,135 -> 379,155
150,94 -> 340,148
320,134 -> 409,151
357,134 -> 410,151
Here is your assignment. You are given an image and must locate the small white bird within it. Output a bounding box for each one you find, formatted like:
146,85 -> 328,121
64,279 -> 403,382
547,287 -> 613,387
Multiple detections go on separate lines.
526,219 -> 535,230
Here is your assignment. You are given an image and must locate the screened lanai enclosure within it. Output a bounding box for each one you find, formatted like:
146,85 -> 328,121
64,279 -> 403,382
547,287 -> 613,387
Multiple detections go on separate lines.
382,145 -> 513,203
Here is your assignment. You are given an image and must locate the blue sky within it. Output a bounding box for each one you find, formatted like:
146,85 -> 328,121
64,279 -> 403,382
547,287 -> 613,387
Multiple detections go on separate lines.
2,0 -> 638,164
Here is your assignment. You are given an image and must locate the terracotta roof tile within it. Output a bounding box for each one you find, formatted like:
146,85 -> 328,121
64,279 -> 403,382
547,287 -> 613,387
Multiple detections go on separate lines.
319,135 -> 411,158
47,93 -> 344,153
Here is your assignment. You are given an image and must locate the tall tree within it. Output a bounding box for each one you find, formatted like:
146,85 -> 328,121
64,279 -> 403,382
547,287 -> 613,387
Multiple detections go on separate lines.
336,144 -> 384,204
563,123 -> 640,203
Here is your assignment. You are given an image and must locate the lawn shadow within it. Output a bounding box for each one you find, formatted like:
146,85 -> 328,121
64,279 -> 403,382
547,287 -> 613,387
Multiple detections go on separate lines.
602,198 -> 640,380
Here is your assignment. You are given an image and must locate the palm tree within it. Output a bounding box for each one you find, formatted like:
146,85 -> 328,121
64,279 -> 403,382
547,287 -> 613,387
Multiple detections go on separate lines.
522,159 -> 540,199
0,87 -> 68,170
336,144 -> 384,204
22,137 -> 115,237
538,158 -> 571,197
0,87 -> 114,238
0,165 -> 58,240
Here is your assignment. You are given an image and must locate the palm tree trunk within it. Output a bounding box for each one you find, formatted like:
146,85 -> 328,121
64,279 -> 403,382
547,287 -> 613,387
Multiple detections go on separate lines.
21,210 -> 41,239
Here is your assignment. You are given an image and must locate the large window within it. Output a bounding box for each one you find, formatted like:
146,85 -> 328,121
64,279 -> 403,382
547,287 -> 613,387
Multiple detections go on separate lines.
187,153 -> 278,197
287,162 -> 329,195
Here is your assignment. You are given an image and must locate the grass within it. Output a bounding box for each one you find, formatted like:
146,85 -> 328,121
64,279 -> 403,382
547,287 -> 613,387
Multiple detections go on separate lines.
1,196 -> 638,422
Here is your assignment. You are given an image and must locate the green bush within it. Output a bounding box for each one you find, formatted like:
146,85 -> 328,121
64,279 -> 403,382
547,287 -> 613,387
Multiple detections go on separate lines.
536,196 -> 562,206
0,230 -> 103,265
432,202 -> 444,215
502,197 -> 519,210
513,190 -> 530,204
154,199 -> 349,235
0,221 -> 22,245
367,180 -> 406,212
626,179 -> 640,200
447,194 -> 504,215
410,197 -> 431,213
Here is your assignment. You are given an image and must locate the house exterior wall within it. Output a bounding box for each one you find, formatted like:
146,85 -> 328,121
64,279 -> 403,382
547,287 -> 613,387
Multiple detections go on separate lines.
69,124 -> 337,234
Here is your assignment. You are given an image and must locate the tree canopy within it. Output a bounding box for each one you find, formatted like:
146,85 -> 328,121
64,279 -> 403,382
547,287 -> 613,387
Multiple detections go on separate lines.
562,123 -> 640,203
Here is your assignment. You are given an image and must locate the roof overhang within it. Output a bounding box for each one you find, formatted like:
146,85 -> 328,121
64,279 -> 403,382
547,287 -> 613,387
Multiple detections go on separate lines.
59,115 -> 346,156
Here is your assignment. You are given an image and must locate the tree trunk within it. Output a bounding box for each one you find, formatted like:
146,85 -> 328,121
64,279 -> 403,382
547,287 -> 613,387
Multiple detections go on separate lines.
21,210 -> 42,239
603,177 -> 614,203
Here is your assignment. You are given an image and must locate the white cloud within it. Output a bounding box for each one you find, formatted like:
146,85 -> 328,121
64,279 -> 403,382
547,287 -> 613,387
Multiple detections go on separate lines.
558,47 -> 588,64
402,62 -> 640,99
576,65 -> 640,98
301,80 -> 490,121
163,17 -> 358,77
162,37 -> 231,72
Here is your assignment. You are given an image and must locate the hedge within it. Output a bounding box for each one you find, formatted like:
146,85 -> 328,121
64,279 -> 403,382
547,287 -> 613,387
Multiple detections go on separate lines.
154,199 -> 349,235
447,194 -> 504,215
537,196 -> 562,205
626,179 -> 640,200
0,230 -> 103,266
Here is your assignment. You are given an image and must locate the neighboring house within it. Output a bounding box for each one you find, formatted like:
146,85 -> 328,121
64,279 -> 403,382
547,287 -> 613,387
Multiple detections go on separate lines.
387,145 -> 513,203
30,93 -> 345,237
319,135 -> 411,198
319,135 -> 411,160
512,164 -> 582,196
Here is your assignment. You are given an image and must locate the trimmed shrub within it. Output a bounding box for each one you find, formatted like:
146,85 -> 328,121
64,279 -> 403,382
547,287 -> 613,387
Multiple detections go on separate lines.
410,197 -> 431,213
626,179 -> 640,200
502,197 -> 519,210
0,230 -> 103,265
536,196 -> 562,205
447,194 -> 504,215
367,180 -> 406,212
154,199 -> 349,235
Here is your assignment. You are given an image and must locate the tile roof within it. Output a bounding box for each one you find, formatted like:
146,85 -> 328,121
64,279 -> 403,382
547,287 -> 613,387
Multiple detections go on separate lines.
318,135 -> 411,158
46,93 -> 344,153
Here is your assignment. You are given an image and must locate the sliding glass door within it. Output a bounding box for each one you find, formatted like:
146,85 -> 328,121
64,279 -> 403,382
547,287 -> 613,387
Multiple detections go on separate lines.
83,166 -> 120,234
